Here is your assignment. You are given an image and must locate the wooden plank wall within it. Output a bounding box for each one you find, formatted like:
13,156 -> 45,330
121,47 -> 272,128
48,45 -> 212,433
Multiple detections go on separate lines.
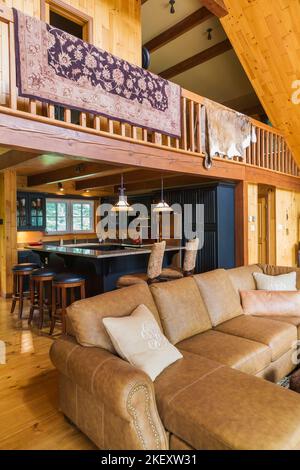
0,169 -> 17,296
222,0 -> 300,165
275,188 -> 300,267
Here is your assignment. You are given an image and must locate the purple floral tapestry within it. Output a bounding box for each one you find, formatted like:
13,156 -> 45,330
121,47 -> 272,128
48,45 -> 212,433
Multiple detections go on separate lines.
13,9 -> 181,138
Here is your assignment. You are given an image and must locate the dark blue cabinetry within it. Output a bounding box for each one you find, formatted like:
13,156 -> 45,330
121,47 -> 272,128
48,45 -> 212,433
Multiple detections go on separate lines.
17,192 -> 46,231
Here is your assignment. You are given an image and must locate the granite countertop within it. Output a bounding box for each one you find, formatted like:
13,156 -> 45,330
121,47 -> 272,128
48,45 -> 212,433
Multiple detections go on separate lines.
26,243 -> 182,259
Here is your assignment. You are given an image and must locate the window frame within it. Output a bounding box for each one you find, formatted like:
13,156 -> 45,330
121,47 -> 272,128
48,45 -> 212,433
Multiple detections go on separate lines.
45,197 -> 95,235
40,0 -> 94,43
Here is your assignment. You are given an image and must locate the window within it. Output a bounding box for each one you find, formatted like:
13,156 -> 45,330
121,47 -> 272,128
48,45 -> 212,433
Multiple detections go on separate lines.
46,198 -> 94,234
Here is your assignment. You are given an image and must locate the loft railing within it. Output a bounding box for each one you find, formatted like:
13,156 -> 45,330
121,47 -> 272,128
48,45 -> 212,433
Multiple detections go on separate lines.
0,3 -> 299,177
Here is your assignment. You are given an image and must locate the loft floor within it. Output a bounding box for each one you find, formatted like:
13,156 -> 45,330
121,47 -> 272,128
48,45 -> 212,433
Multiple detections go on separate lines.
0,298 -> 95,450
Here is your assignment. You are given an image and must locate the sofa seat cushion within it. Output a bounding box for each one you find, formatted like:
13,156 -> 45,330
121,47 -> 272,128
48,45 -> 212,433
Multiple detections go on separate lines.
194,269 -> 243,326
150,278 -> 212,345
253,314 -> 300,340
216,315 -> 297,361
177,330 -> 271,375
155,351 -> 300,450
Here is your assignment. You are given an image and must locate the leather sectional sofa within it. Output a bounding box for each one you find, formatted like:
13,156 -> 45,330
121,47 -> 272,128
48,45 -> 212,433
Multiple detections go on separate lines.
50,264 -> 300,450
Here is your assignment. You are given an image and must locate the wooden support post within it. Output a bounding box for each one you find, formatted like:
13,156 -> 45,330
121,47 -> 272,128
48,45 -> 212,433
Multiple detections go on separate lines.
235,180 -> 248,267
0,169 -> 17,297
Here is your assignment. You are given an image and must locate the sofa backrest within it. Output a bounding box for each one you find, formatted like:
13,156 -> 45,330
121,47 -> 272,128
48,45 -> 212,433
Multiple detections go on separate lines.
227,264 -> 262,293
194,269 -> 243,327
67,283 -> 161,352
150,277 -> 212,345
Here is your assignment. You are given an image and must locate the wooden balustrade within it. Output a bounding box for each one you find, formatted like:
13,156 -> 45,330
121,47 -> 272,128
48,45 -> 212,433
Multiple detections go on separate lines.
0,3 -> 299,178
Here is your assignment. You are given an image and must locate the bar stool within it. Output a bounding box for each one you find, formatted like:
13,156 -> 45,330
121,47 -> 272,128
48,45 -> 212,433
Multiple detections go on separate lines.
28,268 -> 57,329
161,238 -> 199,280
50,273 -> 86,335
11,263 -> 39,319
116,241 -> 166,288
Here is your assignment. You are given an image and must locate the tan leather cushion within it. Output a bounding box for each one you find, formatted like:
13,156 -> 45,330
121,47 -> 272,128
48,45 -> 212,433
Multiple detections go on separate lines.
216,315 -> 297,361
260,264 -> 300,290
117,272 -> 148,287
102,305 -> 182,381
241,290 -> 300,317
227,264 -> 262,293
253,314 -> 300,340
194,269 -> 243,326
155,351 -> 300,450
67,283 -> 162,352
177,330 -> 271,375
150,278 -> 212,345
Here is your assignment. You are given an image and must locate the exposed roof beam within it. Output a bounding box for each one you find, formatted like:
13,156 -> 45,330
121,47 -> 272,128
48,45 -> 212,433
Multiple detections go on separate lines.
201,0 -> 228,18
144,7 -> 213,53
159,38 -> 232,79
75,169 -> 166,191
27,162 -> 119,187
0,150 -> 40,170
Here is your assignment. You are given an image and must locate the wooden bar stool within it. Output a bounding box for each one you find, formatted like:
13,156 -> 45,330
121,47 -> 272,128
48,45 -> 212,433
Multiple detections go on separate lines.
50,273 -> 86,335
28,268 -> 57,329
11,263 -> 39,319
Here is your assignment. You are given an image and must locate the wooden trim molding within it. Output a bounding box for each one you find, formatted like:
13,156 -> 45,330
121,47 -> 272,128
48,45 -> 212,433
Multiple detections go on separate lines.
40,0 -> 93,42
235,180 -> 248,266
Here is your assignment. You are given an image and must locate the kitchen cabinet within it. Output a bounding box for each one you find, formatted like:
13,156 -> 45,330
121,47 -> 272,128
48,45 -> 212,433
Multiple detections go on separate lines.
17,192 -> 46,231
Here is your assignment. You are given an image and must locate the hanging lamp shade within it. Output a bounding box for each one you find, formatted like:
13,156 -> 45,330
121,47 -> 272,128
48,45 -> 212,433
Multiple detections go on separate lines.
153,177 -> 173,213
111,174 -> 134,212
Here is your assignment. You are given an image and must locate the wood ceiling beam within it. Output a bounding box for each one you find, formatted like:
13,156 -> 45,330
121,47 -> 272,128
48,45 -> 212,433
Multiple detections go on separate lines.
2,111 -> 300,191
159,38 -> 232,79
201,0 -> 228,18
27,162 -> 119,186
124,175 -> 211,194
144,7 -> 213,53
75,169 -> 166,190
0,150 -> 41,171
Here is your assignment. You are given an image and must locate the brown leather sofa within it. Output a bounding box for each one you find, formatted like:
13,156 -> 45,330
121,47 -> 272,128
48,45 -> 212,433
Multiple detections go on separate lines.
50,264 -> 300,450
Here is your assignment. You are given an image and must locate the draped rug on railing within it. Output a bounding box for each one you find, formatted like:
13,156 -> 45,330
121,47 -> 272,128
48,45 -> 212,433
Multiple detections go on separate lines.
13,9 -> 181,138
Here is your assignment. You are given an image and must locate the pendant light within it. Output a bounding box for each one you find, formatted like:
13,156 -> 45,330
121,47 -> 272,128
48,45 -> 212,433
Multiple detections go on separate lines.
153,177 -> 173,213
111,174 -> 133,212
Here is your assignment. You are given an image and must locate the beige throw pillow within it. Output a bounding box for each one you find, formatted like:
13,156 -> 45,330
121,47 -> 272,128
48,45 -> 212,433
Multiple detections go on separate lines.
253,271 -> 297,291
102,304 -> 183,381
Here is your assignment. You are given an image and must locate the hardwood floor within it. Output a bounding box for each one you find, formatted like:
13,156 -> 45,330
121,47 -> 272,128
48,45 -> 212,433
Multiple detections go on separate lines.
0,297 -> 96,450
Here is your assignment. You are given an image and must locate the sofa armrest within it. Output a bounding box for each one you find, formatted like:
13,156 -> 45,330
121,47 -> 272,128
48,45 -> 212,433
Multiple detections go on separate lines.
50,335 -> 168,450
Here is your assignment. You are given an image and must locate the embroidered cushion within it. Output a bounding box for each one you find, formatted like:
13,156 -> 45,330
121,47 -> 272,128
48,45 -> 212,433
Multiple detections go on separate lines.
253,271 -> 297,291
102,304 -> 182,381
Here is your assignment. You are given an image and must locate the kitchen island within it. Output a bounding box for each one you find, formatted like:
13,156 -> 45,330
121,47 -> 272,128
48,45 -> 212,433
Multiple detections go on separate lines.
26,243 -> 182,296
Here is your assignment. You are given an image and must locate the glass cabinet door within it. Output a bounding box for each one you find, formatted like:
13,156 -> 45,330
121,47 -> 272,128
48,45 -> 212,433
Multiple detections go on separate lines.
29,195 -> 45,229
17,195 -> 29,229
